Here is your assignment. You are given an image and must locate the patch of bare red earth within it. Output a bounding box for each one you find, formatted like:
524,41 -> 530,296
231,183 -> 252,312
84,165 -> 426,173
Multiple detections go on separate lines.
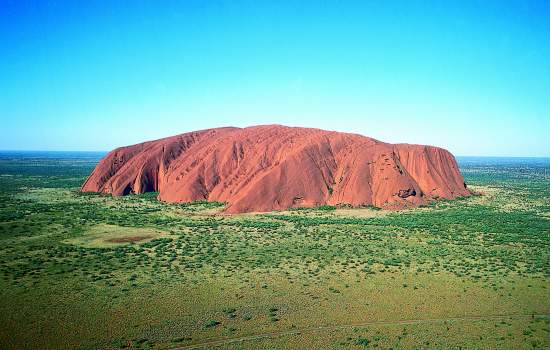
82,125 -> 470,213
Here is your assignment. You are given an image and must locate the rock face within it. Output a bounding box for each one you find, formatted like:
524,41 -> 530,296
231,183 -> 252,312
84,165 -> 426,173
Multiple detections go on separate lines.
82,125 -> 469,213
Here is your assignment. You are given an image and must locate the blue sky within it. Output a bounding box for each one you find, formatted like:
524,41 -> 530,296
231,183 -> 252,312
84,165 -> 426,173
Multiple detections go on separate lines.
1,0 -> 549,156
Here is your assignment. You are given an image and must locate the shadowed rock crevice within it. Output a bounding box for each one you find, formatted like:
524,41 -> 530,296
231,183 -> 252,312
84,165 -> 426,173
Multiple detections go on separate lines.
398,188 -> 417,198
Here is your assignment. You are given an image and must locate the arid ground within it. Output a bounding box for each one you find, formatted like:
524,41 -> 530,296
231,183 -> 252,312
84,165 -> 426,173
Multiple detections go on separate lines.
0,153 -> 548,349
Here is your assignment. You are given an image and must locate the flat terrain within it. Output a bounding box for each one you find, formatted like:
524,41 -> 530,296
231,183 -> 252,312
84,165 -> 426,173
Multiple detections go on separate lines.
0,152 -> 548,349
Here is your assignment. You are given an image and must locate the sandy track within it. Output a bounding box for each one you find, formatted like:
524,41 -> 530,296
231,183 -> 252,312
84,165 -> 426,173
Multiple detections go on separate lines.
167,313 -> 547,350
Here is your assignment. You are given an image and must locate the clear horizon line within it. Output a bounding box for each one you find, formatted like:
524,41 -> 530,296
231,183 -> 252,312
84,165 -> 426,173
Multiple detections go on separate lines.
1,149 -> 549,159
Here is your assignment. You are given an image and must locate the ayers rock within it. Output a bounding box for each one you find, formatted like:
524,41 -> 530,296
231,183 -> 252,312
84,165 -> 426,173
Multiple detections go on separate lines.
82,125 -> 470,213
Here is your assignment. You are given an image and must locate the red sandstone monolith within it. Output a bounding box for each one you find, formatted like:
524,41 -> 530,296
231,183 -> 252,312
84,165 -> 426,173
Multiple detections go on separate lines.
82,125 -> 469,213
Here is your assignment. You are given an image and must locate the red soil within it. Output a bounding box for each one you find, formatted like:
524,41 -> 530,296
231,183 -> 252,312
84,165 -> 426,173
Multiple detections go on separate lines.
82,125 -> 470,213
106,235 -> 153,243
